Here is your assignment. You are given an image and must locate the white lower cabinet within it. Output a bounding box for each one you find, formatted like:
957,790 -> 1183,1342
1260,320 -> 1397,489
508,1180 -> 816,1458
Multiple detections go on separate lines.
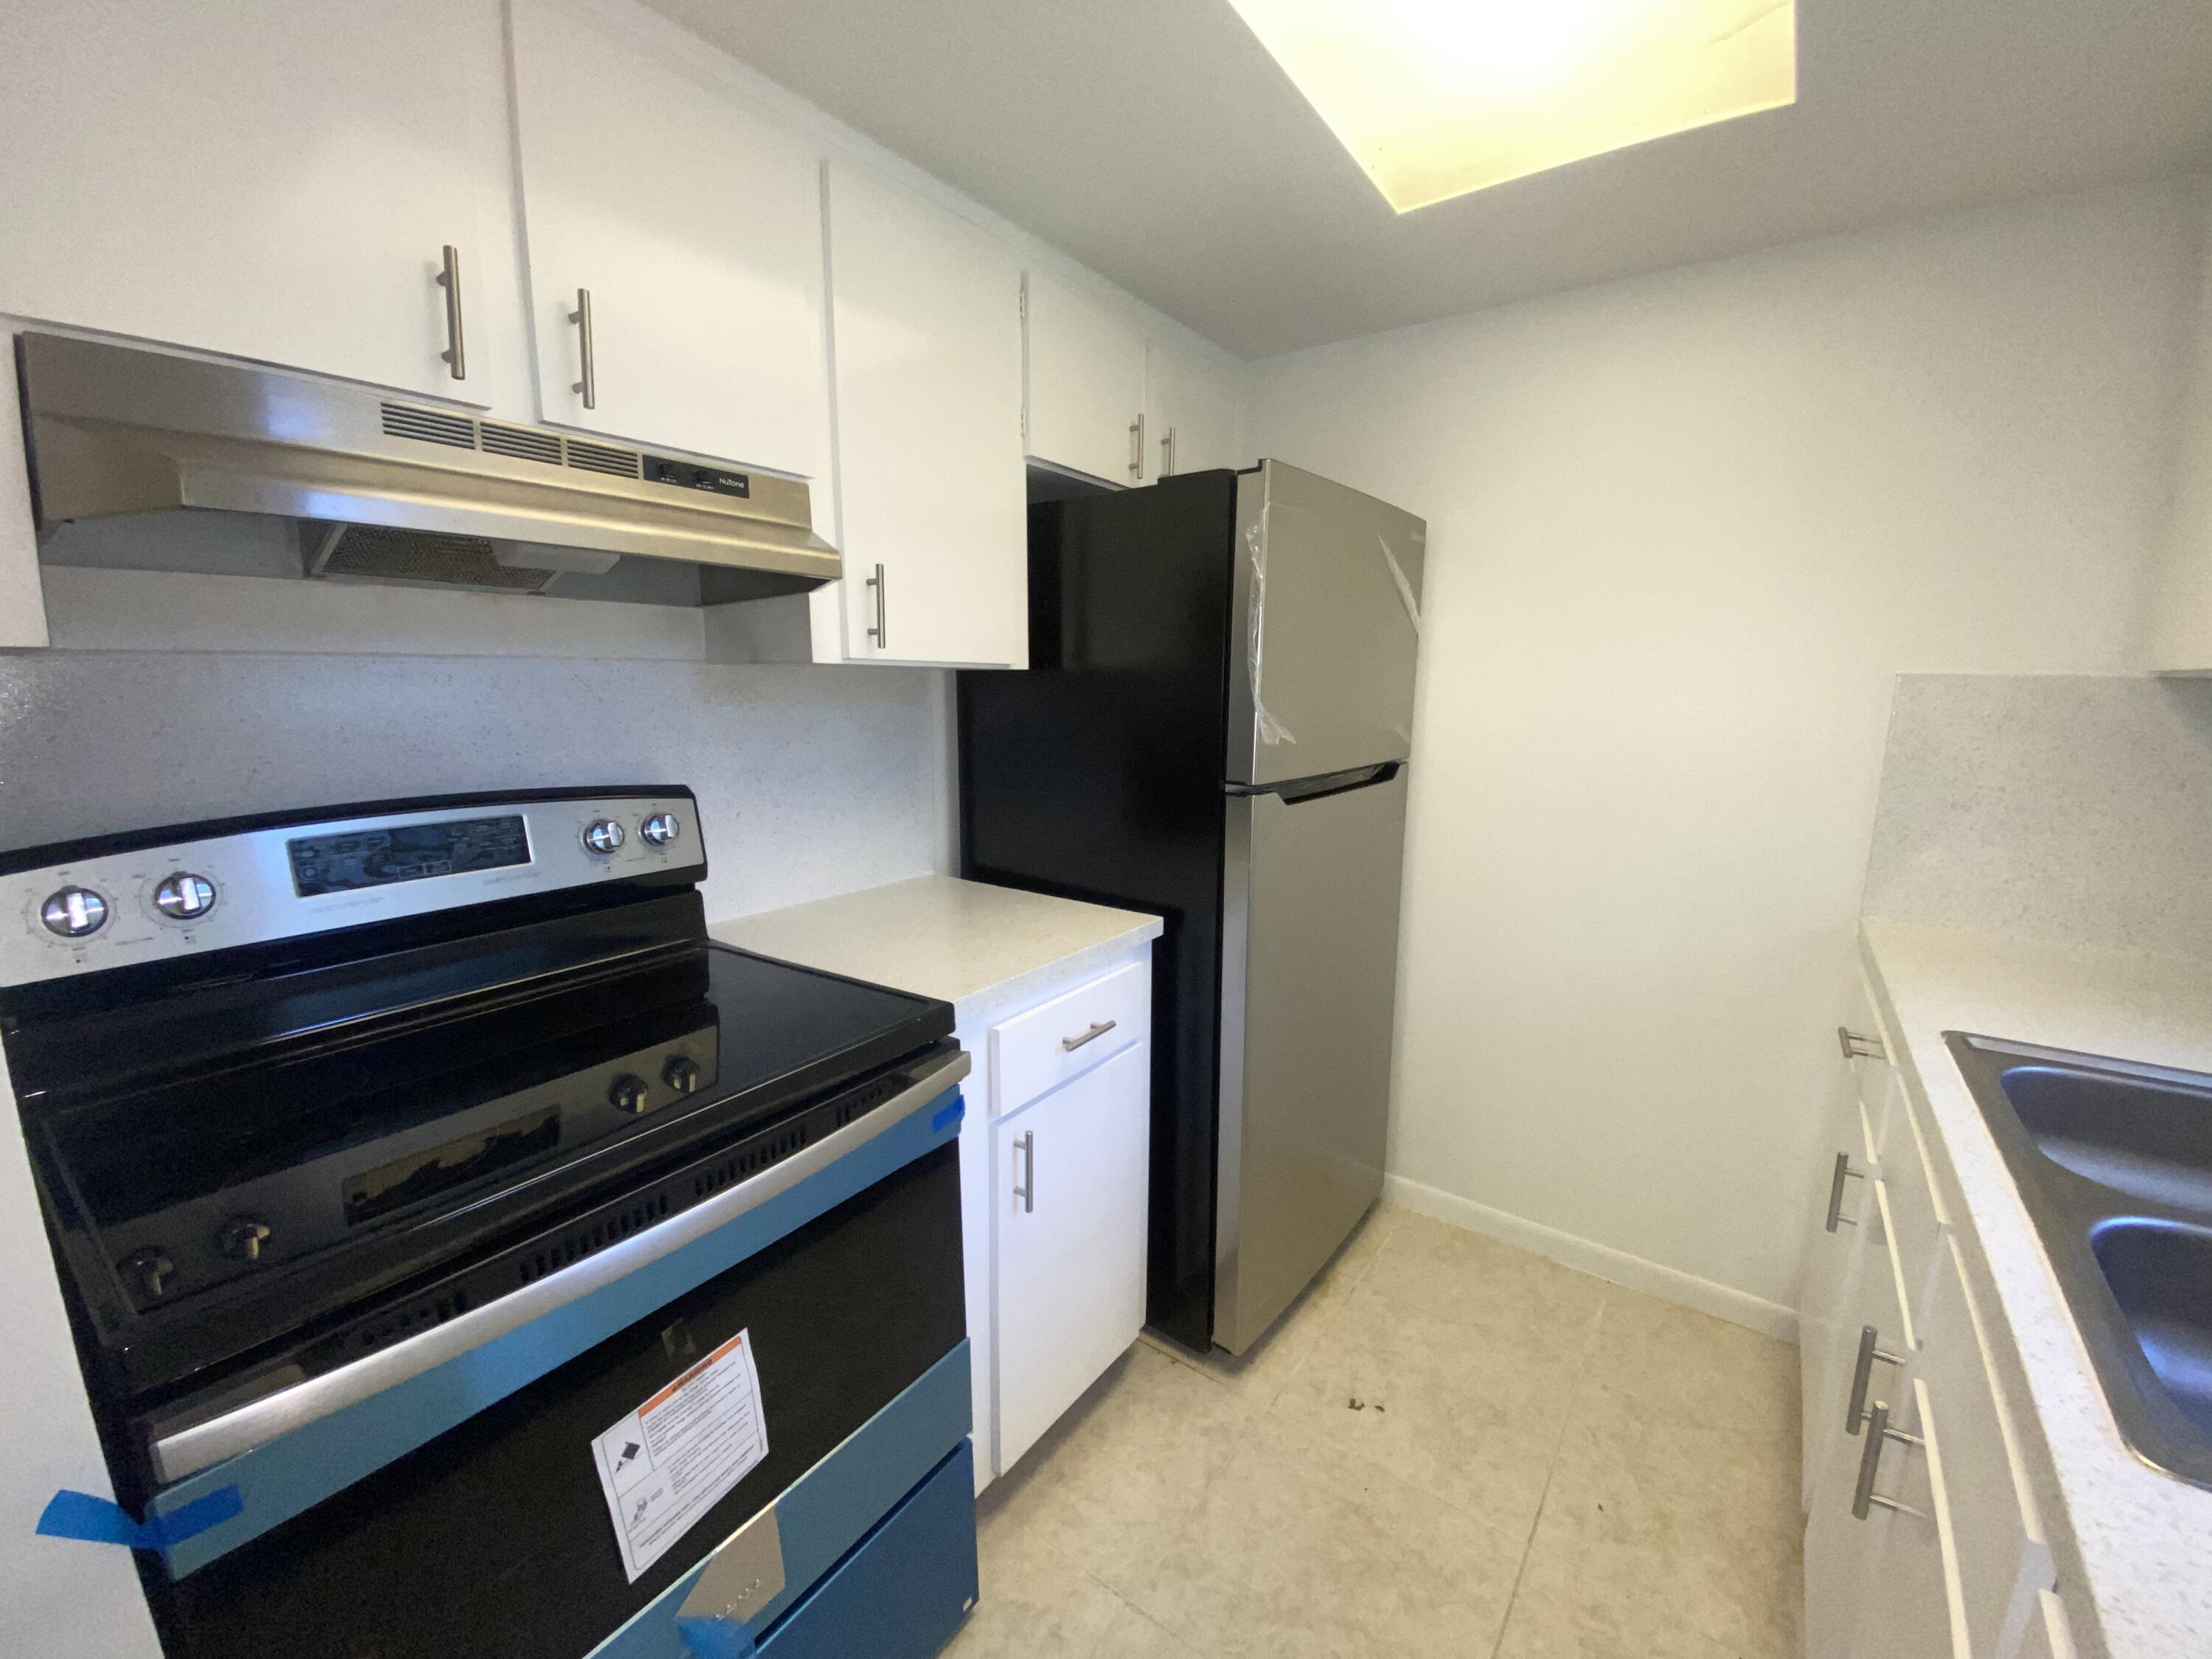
991,1040 -> 1151,1470
2017,1591 -> 2079,1659
1842,1378 -> 1964,1659
950,950 -> 1154,1492
1801,991 -> 2059,1659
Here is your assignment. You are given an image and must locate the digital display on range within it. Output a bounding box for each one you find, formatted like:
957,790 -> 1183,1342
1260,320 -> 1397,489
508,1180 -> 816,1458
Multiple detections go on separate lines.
288,814 -> 532,897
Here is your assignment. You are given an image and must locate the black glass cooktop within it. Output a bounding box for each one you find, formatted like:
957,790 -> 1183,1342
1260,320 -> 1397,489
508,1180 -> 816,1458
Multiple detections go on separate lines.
22,939 -> 950,1396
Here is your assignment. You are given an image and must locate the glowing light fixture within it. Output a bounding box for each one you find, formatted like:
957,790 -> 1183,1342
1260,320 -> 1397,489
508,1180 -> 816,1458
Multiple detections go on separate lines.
1225,0 -> 1798,213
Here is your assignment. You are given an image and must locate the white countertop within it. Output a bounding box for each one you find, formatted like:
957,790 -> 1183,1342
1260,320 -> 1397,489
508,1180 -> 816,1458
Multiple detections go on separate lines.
709,875 -> 1162,1017
1859,918 -> 2212,1659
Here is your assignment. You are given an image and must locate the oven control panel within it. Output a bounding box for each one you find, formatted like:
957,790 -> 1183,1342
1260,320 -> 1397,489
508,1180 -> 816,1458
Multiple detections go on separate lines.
106,1018 -> 723,1310
0,792 -> 702,989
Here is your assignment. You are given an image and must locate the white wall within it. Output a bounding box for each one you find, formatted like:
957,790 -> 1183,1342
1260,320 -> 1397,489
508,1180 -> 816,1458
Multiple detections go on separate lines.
0,651 -> 952,923
1250,176 -> 2208,1326
2147,173 -> 2212,669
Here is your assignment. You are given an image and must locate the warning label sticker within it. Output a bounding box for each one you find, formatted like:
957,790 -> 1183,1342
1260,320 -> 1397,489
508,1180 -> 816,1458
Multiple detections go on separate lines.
591,1328 -> 770,1583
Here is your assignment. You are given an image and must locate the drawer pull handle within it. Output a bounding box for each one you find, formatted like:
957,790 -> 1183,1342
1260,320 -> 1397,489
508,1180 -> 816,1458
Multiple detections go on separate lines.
1851,1399 -> 1927,1520
1846,1324 -> 1905,1434
1838,1025 -> 1886,1061
1826,1152 -> 1865,1232
1062,1019 -> 1118,1053
1014,1130 -> 1035,1214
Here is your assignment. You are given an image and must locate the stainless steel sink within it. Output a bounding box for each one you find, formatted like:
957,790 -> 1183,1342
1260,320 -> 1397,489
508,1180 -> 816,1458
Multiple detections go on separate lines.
1947,1034 -> 2212,1489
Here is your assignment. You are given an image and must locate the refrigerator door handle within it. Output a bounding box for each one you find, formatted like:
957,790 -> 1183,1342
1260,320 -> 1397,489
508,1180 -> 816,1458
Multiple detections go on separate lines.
1224,761 -> 1402,806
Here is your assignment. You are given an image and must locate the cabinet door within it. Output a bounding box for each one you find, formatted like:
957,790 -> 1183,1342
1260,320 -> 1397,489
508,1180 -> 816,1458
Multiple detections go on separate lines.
1144,339 -> 1243,478
1844,1378 -> 1969,1659
1804,1182 -> 1917,1659
826,165 -> 1026,667
0,0 -> 491,400
510,0 -> 830,476
992,1041 -> 1150,1472
1023,271 -> 1147,486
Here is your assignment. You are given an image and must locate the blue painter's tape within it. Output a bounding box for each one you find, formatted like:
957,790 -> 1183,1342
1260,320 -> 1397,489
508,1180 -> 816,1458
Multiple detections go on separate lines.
38,1485 -> 243,1551
929,1093 -> 965,1133
36,1491 -> 138,1547
675,1614 -> 757,1658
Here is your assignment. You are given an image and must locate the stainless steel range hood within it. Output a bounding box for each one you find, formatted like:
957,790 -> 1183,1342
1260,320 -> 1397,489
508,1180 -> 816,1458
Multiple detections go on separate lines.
15,331 -> 840,606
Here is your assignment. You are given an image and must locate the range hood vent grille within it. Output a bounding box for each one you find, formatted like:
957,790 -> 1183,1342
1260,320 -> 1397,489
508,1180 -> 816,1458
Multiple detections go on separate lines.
380,400 -> 644,481
378,403 -> 476,448
479,422 -> 563,466
565,438 -> 642,479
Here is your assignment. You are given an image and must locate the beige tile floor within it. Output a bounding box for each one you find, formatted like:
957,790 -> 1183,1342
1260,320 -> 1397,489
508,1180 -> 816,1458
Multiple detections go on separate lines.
947,1203 -> 1803,1659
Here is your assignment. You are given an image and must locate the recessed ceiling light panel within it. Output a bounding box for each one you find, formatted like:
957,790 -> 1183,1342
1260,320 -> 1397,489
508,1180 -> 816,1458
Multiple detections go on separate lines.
1226,0 -> 1798,212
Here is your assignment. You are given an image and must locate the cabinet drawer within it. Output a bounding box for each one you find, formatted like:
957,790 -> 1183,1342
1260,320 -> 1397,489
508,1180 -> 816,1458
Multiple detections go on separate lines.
1883,1090 -> 1950,1332
1919,1236 -> 2053,1657
755,1441 -> 978,1659
990,960 -> 1148,1117
2017,1590 -> 2076,1659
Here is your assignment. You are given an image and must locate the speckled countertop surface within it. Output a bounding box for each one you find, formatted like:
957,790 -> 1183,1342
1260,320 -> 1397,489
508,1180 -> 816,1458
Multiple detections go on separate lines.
709,875 -> 1161,1016
1860,918 -> 2212,1659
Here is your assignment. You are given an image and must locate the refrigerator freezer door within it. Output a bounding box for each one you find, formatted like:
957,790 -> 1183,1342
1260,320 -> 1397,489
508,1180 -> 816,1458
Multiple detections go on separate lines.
1214,765 -> 1408,1354
1229,462 -> 1426,787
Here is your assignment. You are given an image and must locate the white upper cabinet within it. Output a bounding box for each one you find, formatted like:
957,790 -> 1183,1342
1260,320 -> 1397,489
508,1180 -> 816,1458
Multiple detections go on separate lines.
509,0 -> 831,477
1023,270 -> 1147,487
826,165 -> 1027,667
1145,339 -> 1244,478
0,0 -> 493,402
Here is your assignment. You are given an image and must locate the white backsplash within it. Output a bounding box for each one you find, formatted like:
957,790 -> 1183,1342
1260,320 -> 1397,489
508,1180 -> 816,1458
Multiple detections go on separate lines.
0,650 -> 953,922
1863,673 -> 2212,959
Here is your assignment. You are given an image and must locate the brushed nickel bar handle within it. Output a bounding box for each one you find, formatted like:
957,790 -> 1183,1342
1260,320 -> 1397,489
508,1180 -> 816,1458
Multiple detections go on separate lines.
1014,1130 -> 1034,1214
436,245 -> 467,381
1061,1019 -> 1117,1053
1851,1400 -> 1927,1520
1159,424 -> 1177,477
1826,1151 -> 1865,1231
1839,1025 -> 1886,1061
570,287 -> 597,409
1846,1324 -> 1906,1433
1129,414 -> 1144,481
866,563 -> 888,650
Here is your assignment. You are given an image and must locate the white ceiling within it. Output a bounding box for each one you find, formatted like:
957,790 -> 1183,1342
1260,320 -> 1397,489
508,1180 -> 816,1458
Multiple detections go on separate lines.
645,0 -> 2212,360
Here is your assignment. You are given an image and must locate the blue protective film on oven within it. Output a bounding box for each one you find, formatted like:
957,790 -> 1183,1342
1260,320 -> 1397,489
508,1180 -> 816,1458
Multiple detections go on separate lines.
675,1613 -> 757,1658
930,1096 -> 964,1133
38,1485 -> 243,1550
152,1087 -> 966,1579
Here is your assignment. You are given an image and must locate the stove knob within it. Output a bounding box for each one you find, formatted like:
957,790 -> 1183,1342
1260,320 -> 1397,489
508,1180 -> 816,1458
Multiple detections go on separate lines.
608,1074 -> 650,1115
662,1055 -> 700,1095
218,1217 -> 273,1264
153,872 -> 218,921
122,1247 -> 176,1300
582,818 -> 627,856
40,886 -> 109,938
640,811 -> 682,848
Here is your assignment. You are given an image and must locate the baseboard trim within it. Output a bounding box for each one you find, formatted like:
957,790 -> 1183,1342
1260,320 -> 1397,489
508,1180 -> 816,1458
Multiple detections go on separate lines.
1380,1174 -> 1798,1342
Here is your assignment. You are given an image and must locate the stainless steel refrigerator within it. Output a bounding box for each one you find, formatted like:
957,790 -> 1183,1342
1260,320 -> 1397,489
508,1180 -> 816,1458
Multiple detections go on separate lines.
959,460 -> 1423,1354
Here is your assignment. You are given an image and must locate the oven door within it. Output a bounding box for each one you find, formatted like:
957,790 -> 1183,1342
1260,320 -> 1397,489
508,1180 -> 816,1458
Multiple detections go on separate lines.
139,1065 -> 970,1659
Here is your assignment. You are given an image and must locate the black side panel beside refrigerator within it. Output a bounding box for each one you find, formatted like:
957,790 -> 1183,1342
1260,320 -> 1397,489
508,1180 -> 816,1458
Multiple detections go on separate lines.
956,470 -> 1239,1352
